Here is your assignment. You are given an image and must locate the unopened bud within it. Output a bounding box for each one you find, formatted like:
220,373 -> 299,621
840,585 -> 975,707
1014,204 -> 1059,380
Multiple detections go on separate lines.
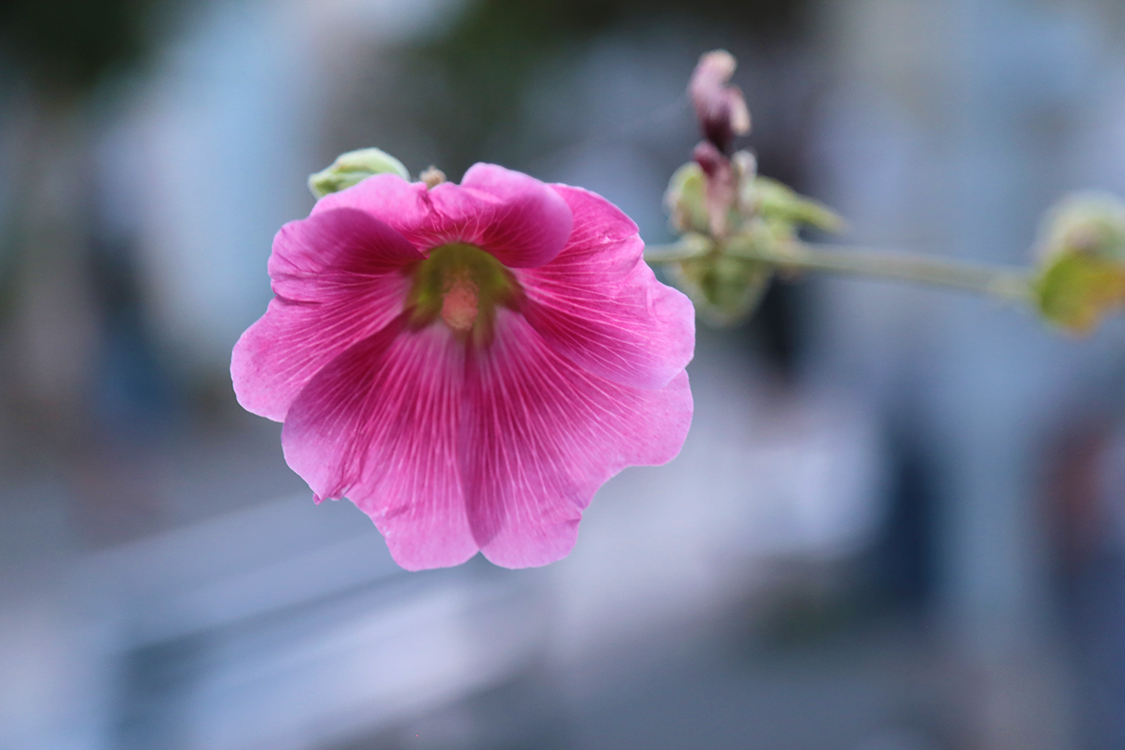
690,50 -> 751,155
666,149 -> 841,243
669,243 -> 772,326
308,147 -> 410,198
1036,193 -> 1125,263
1033,193 -> 1125,333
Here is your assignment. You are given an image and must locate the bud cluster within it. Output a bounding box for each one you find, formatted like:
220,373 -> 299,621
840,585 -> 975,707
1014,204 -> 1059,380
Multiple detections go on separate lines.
661,51 -> 842,325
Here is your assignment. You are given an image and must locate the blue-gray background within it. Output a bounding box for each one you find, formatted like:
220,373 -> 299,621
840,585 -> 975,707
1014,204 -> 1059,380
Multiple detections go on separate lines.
2,1 -> 1125,748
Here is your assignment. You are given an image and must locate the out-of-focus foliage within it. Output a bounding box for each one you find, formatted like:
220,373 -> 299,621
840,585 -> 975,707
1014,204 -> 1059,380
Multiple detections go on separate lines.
0,0 -> 163,92
406,0 -> 806,176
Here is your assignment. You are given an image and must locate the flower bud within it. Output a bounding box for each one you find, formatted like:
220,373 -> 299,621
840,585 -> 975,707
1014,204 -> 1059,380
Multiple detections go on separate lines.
1033,193 -> 1125,333
666,150 -> 766,240
308,148 -> 410,198
668,248 -> 772,327
690,50 -> 751,155
662,156 -> 843,325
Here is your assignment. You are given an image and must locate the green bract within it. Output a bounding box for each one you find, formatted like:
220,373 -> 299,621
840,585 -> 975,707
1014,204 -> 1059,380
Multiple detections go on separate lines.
308,148 -> 411,198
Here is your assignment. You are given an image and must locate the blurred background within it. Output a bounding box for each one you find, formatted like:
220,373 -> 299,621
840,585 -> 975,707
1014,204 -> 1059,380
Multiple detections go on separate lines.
3,0 -> 1125,748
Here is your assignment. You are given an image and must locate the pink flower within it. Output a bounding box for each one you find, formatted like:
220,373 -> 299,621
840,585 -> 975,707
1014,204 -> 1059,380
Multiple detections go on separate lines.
231,164 -> 694,570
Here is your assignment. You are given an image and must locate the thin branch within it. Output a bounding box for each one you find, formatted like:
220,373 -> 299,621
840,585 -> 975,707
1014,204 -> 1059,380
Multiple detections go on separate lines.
645,235 -> 1034,304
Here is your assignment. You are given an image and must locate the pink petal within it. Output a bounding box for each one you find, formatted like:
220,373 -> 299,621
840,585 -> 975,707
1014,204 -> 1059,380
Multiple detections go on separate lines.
460,310 -> 693,568
311,165 -> 573,268
281,318 -> 477,570
456,163 -> 574,267
516,185 -> 695,391
232,209 -> 422,421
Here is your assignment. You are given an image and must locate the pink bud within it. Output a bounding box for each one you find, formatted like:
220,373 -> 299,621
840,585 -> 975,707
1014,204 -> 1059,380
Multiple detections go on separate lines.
689,50 -> 751,155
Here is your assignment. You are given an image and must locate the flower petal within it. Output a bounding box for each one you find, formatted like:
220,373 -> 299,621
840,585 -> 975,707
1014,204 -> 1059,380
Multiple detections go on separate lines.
460,310 -> 693,568
281,318 -> 477,570
456,163 -> 574,267
311,165 -> 573,267
231,208 -> 423,421
516,185 -> 695,391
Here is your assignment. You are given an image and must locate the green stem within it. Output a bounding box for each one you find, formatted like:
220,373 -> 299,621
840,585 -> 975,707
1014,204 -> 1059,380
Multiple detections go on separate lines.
645,235 -> 1034,304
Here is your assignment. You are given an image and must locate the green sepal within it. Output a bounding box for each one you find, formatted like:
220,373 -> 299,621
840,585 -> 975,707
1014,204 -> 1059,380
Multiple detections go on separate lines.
665,163 -> 712,235
752,177 -> 845,234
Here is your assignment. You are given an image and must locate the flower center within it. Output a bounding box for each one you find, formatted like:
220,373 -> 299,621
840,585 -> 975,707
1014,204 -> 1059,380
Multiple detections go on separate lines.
406,243 -> 519,341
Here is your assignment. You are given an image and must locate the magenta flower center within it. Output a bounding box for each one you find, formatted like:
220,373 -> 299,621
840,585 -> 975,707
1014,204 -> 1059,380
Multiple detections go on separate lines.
407,243 -> 520,341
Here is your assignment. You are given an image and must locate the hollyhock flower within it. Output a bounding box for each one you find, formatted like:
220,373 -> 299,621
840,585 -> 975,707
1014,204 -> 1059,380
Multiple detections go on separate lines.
231,164 -> 695,570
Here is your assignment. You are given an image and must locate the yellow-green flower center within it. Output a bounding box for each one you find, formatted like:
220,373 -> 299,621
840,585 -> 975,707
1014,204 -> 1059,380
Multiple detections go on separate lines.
406,243 -> 519,341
